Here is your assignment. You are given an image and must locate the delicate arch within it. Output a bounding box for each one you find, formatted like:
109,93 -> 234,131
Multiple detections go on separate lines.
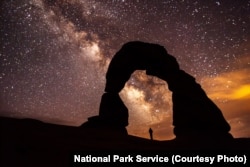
99,41 -> 232,139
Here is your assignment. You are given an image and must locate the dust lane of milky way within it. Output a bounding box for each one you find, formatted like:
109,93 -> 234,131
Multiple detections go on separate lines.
0,0 -> 249,140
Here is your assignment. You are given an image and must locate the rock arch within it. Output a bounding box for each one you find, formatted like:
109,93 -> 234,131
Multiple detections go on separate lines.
99,41 -> 232,139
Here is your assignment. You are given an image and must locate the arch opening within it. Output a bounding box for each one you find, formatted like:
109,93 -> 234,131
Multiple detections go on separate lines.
119,70 -> 174,140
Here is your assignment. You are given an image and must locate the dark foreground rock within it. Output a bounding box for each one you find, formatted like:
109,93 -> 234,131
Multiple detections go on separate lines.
0,117 -> 249,167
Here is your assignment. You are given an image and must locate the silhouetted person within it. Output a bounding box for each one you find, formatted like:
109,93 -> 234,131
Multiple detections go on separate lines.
149,128 -> 153,140
103,41 -> 232,140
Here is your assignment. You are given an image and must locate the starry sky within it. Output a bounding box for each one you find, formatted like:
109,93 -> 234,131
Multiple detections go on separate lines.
1,0 -> 250,140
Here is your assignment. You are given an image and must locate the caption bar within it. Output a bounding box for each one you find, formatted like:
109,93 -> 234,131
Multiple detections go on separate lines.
71,153 -> 248,166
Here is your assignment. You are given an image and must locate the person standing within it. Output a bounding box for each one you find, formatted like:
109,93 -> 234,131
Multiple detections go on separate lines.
149,128 -> 153,140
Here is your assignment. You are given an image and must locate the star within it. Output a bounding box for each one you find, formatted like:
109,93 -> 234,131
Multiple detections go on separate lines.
1,0 -> 249,140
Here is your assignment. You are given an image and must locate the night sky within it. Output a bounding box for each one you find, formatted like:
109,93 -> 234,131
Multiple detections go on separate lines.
1,0 -> 250,140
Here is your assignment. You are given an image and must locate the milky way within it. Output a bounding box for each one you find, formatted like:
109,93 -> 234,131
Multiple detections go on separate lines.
1,0 -> 250,140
